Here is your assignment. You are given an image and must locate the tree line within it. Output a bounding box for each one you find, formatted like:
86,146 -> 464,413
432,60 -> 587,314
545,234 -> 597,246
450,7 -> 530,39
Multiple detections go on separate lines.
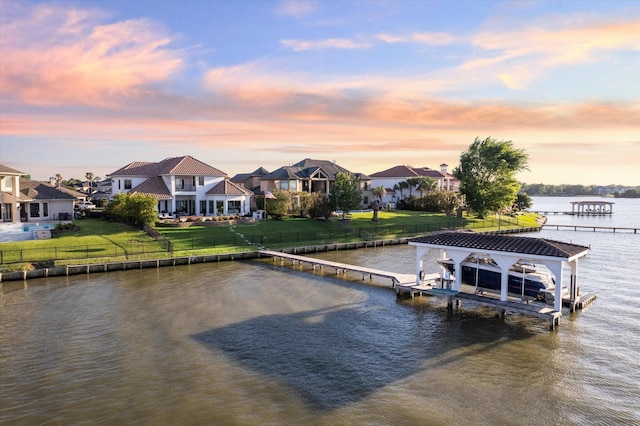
521,183 -> 640,197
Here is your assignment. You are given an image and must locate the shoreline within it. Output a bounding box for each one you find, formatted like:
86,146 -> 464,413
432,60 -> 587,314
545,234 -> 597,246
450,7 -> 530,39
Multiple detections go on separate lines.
0,226 -> 542,286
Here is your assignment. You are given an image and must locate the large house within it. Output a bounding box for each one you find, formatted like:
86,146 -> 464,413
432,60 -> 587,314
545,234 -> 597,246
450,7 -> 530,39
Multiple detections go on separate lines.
369,164 -> 460,207
256,158 -> 372,207
1,164 -> 76,224
108,155 -> 252,217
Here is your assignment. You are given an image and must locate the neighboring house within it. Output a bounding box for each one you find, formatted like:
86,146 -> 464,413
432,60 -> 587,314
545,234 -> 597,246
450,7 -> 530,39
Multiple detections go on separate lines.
369,164 -> 460,207
0,164 -> 23,223
108,155 -> 253,217
18,179 -> 76,221
257,158 -> 372,207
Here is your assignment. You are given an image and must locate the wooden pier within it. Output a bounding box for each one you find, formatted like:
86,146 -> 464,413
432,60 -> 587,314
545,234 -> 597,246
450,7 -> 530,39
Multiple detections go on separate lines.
542,224 -> 638,233
258,249 -> 416,286
257,249 -> 594,331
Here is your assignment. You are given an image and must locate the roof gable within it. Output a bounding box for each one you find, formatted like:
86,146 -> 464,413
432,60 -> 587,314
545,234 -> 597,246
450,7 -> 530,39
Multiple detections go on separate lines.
129,177 -> 172,199
108,156 -> 226,178
0,164 -> 25,175
206,179 -> 253,196
156,155 -> 226,176
369,165 -> 420,178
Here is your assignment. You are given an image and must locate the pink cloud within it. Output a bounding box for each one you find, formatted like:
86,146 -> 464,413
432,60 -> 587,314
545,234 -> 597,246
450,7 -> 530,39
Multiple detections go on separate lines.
0,2 -> 183,107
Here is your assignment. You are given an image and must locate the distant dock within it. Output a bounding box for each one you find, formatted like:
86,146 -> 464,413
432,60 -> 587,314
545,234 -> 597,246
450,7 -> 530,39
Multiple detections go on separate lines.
542,224 -> 638,233
530,200 -> 614,216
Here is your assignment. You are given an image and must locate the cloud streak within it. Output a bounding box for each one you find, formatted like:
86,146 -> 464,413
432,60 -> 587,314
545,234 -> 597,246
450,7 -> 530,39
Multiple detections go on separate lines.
0,2 -> 183,107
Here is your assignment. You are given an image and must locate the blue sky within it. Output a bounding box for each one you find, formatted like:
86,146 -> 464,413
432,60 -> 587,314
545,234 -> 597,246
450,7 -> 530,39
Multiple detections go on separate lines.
1,0 -> 638,184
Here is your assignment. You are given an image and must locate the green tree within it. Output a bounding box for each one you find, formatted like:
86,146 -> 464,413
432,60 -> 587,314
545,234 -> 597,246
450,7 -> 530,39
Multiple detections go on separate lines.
371,185 -> 387,202
266,189 -> 291,219
329,172 -> 362,221
513,193 -> 532,211
453,137 -> 529,218
416,176 -> 437,197
307,193 -> 333,221
104,193 -> 158,227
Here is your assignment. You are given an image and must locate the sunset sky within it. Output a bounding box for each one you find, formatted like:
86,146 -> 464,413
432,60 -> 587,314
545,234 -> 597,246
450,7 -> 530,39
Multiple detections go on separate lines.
1,0 -> 638,185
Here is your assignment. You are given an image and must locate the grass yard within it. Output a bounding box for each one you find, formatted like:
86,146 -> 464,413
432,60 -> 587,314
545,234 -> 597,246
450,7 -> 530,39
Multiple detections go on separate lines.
0,211 -> 542,270
0,219 -> 167,270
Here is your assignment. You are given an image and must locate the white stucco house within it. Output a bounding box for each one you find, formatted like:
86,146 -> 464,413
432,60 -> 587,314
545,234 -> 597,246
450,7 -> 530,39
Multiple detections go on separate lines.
108,155 -> 253,217
369,164 -> 460,207
1,164 -> 76,225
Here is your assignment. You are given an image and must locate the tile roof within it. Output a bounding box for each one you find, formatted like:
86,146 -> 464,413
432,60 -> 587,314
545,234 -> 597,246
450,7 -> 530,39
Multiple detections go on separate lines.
206,179 -> 253,196
410,232 -> 589,259
18,180 -> 77,201
370,165 -> 446,179
108,156 -> 226,177
129,177 -> 172,199
262,158 -> 369,181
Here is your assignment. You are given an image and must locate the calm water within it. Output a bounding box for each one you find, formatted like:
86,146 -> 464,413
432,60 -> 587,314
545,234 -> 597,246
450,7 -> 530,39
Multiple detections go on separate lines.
1,197 -> 639,425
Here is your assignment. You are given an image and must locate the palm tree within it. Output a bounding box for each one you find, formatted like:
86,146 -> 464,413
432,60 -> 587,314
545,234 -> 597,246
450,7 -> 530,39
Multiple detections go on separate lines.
85,172 -> 94,200
55,173 -> 62,188
416,176 -> 438,197
397,181 -> 409,199
405,177 -> 419,197
371,185 -> 387,203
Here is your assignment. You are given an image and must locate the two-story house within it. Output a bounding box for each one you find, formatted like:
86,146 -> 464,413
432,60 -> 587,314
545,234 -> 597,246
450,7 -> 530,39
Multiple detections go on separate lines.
108,155 -> 252,217
257,158 -> 372,207
369,164 -> 460,207
1,164 -> 23,224
2,164 -> 77,224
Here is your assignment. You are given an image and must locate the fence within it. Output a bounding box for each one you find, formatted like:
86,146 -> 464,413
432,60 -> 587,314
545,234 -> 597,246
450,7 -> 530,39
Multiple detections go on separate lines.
0,241 -> 168,266
167,217 -> 519,252
1,217 -> 527,266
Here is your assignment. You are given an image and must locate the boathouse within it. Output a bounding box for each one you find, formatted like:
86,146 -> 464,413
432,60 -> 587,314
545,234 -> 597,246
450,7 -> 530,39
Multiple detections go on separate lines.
409,232 -> 590,314
570,200 -> 614,215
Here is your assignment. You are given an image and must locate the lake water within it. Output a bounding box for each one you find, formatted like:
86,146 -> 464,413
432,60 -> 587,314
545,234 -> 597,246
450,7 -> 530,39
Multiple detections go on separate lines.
1,197 -> 639,424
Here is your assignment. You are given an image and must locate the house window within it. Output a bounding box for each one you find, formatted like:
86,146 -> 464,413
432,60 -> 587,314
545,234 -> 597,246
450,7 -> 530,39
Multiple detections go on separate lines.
118,180 -> 121,189
43,202 -> 49,217
216,200 -> 224,215
124,179 -> 132,190
176,200 -> 188,214
280,181 -> 288,190
227,200 -> 241,214
200,200 -> 207,215
30,203 -> 40,218
199,176 -> 205,186
193,177 -> 196,186
290,181 -> 298,191
209,200 -> 215,214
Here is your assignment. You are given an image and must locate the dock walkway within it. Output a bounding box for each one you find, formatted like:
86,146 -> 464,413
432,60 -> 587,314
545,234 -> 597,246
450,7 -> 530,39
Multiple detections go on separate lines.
258,249 -> 416,285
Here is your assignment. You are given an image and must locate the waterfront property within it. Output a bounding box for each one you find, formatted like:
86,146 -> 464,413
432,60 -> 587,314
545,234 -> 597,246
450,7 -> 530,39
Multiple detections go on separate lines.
1,164 -> 76,233
108,155 -> 253,217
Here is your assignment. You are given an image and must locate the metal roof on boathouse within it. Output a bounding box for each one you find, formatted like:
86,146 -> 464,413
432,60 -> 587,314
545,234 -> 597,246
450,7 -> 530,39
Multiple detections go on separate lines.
410,232 -> 589,259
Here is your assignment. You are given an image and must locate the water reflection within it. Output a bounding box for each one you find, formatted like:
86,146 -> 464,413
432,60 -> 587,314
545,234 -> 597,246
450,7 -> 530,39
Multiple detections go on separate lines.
193,296 -> 536,411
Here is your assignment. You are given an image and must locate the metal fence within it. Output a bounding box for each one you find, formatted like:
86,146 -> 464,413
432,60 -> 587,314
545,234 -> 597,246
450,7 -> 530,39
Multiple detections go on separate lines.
0,241 -> 168,265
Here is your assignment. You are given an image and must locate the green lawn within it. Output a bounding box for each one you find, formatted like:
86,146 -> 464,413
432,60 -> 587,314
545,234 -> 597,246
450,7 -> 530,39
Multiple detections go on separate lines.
0,219 -> 167,269
0,211 -> 541,270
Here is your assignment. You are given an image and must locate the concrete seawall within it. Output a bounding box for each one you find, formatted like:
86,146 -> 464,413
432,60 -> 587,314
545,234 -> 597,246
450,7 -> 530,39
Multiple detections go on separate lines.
0,237 -> 414,285
0,228 -> 541,286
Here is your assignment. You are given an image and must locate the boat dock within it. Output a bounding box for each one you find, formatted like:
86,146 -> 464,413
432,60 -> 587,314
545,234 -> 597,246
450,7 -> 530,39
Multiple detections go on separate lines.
257,248 -> 594,331
395,282 -> 597,330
